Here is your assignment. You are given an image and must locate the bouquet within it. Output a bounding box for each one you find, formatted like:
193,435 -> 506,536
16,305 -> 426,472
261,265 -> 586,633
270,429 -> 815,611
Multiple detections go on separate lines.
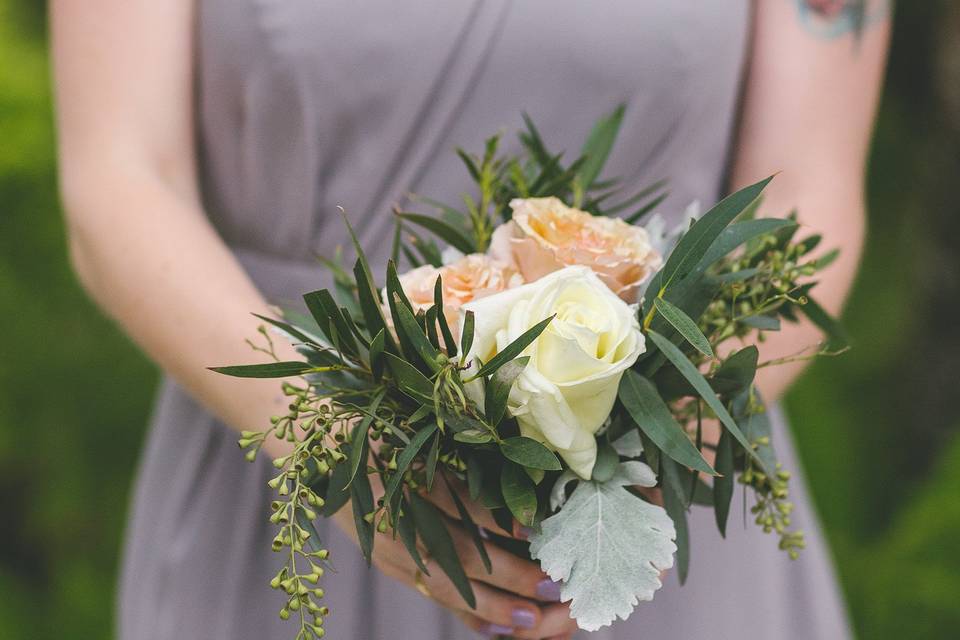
213,106 -> 847,637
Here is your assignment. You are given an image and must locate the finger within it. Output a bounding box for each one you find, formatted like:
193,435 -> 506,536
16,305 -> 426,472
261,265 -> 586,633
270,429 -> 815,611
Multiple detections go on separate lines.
419,567 -> 543,637
536,602 -> 581,638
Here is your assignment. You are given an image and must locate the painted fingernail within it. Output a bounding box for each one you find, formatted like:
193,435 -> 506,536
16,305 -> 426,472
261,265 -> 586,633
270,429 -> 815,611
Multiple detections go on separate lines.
517,525 -> 534,539
536,578 -> 562,602
512,608 -> 536,629
480,622 -> 514,636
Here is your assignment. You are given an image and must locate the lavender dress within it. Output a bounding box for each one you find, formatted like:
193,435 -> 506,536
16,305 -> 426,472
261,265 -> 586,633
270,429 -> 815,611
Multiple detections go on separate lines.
118,1 -> 852,638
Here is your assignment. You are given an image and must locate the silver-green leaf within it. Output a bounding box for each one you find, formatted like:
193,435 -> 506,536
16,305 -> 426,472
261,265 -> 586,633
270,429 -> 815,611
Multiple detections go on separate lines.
529,461 -> 676,632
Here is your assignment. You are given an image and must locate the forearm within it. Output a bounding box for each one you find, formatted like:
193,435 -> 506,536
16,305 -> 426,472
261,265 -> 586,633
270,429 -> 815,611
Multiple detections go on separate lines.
63,163 -> 296,456
729,172 -> 866,402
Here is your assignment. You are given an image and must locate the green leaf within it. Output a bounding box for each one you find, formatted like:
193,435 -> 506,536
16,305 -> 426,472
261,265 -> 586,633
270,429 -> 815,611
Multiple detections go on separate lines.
740,314 -> 781,331
500,436 -> 562,471
529,462 -> 675,632
710,346 -> 759,397
618,371 -> 716,475
304,289 -> 358,356
460,311 -> 475,362
383,423 -> 439,507
466,453 -> 483,501
350,464 -> 376,564
646,331 -> 769,474
656,176 -> 773,290
396,212 -> 477,254
208,361 -> 317,378
659,457 -> 689,584
713,427 -> 735,537
251,313 -> 324,348
813,248 -> 840,270
695,218 -> 796,274
484,357 -> 528,427
434,276 -> 458,357
392,292 -> 443,374
501,461 -> 538,527
353,259 -> 398,356
425,431 -> 440,491
800,297 -> 849,350
653,298 -> 714,358
442,475 -> 492,574
623,191 -> 669,225
347,389 -> 385,487
409,492 -> 476,608
383,353 -> 434,404
314,448 -> 351,516
369,329 -> 386,381
396,499 -> 430,575
453,429 -> 494,444
467,315 -> 554,380
577,104 -> 625,189
590,442 -> 619,482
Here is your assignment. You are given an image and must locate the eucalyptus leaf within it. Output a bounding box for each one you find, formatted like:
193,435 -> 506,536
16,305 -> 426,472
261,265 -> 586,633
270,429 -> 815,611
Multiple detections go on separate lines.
397,212 -> 477,254
467,315 -> 554,380
654,176 -> 773,291
618,371 -> 716,475
501,462 -> 538,527
383,353 -> 434,404
442,475 -> 492,574
434,276 -> 458,357
653,297 -> 714,358
659,457 -> 689,584
500,436 -> 562,471
396,500 -> 430,575
350,464 -> 375,564
577,103 -> 625,189
713,428 -> 735,537
383,423 -> 439,507
453,429 -> 494,444
529,462 -> 675,632
710,346 -> 758,397
646,331 -> 769,474
484,357 -> 528,427
208,361 -> 318,378
409,492 -> 476,608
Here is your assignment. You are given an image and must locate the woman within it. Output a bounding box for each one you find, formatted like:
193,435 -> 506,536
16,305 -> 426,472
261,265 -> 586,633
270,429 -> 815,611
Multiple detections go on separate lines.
50,1 -> 889,638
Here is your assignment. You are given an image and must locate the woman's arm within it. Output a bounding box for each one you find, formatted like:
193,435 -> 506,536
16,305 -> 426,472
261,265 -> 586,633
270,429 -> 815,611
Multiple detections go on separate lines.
51,0 -> 297,457
731,0 -> 891,401
50,2 -> 575,636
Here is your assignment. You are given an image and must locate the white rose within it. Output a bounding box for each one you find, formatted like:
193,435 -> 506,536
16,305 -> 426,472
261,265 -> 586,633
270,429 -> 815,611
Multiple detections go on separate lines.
461,266 -> 646,478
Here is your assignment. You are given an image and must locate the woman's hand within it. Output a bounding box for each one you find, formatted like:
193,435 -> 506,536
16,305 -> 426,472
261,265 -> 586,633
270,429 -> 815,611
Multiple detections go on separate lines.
331,473 -> 579,639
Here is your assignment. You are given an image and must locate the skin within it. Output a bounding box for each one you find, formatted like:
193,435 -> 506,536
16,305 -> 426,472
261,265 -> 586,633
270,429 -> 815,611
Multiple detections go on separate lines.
49,1 -> 888,638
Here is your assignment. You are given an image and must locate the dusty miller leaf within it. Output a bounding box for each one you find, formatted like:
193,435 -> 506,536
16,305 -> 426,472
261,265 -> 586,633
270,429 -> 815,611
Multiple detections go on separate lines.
529,462 -> 676,632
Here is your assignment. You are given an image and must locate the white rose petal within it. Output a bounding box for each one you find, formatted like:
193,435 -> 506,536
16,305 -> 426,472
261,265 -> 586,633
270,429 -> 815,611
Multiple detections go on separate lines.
461,266 -> 646,478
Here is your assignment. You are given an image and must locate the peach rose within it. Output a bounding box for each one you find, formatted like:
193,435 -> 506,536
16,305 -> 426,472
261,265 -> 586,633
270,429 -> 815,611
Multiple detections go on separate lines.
489,197 -> 662,303
391,254 -> 523,335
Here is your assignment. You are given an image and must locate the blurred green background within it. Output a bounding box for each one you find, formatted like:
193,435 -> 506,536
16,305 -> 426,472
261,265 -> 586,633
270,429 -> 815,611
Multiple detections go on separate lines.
1,1 -> 958,638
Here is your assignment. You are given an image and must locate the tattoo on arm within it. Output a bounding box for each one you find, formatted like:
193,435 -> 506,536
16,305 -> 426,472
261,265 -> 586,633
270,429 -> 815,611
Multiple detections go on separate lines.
793,0 -> 890,41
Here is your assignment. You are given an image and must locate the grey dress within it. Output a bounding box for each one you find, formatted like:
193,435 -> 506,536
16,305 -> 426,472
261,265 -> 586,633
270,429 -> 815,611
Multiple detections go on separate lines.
118,1 -> 853,638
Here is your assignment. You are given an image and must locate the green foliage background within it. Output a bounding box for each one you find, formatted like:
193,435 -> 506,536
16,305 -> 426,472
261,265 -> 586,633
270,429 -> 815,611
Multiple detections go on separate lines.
0,1 -> 957,638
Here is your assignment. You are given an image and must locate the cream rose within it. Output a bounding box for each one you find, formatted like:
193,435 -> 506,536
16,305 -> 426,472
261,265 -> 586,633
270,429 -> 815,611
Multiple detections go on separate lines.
461,265 -> 645,478
489,197 -> 662,303
392,254 -> 523,334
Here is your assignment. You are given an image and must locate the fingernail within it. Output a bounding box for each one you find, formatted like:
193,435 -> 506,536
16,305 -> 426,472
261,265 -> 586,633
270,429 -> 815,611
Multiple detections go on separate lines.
478,526 -> 490,540
517,525 -> 534,539
480,622 -> 513,636
512,608 -> 536,629
536,578 -> 562,602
